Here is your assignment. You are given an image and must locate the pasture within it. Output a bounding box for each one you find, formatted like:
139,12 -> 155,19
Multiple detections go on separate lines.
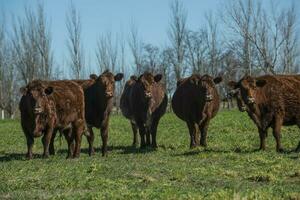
0,110 -> 299,199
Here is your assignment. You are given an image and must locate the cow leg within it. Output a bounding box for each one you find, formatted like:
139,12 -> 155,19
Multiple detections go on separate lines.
258,128 -> 267,150
146,127 -> 151,147
139,125 -> 146,149
49,129 -> 57,155
25,133 -> 34,159
131,122 -> 139,147
199,120 -> 210,147
187,121 -> 197,148
100,119 -> 109,157
42,128 -> 54,158
63,129 -> 74,159
73,120 -> 85,158
86,126 -> 95,156
272,117 -> 284,152
150,119 -> 159,149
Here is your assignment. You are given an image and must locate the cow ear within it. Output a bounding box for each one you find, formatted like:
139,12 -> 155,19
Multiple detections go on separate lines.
227,81 -> 238,89
20,87 -> 27,95
114,73 -> 124,81
89,74 -> 98,80
177,78 -> 183,87
44,87 -> 53,95
154,74 -> 162,82
213,76 -> 223,84
130,75 -> 138,81
190,78 -> 199,85
256,79 -> 266,87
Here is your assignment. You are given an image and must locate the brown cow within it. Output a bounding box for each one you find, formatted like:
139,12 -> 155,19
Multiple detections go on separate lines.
172,74 -> 222,148
74,70 -> 123,156
19,80 -> 85,159
120,72 -> 168,148
228,75 -> 300,152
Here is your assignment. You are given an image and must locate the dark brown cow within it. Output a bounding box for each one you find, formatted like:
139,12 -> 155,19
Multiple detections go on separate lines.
74,71 -> 123,156
120,72 -> 168,148
228,75 -> 300,152
19,80 -> 85,159
172,74 -> 222,148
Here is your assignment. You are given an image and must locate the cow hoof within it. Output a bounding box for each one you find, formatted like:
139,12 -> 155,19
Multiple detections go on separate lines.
295,148 -> 300,153
42,154 -> 49,159
152,144 -> 158,149
89,149 -> 95,156
26,154 -> 33,160
66,155 -> 73,159
277,148 -> 284,153
102,153 -> 108,157
200,143 -> 207,147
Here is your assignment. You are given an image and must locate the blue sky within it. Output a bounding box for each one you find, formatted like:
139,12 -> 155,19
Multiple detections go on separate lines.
0,0 -> 299,76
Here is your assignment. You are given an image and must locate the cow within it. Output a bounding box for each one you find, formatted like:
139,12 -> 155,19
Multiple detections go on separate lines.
120,72 -> 168,148
74,70 -> 123,156
228,75 -> 300,152
172,74 -> 222,148
19,80 -> 86,159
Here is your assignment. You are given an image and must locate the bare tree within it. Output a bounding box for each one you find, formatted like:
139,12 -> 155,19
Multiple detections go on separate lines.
168,0 -> 188,80
66,3 -> 85,79
280,5 -> 298,74
185,29 -> 208,74
11,4 -> 53,84
128,23 -> 143,75
36,4 -> 53,80
96,32 -> 118,73
205,12 -> 222,76
141,43 -> 160,73
224,0 -> 254,75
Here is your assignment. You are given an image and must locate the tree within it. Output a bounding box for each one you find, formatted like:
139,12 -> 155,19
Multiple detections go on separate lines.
168,0 -> 188,80
128,23 -> 143,75
66,3 -> 85,79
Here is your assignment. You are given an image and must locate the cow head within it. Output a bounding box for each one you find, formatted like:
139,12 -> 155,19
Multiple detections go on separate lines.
94,70 -> 124,98
20,80 -> 54,137
199,75 -> 222,102
137,72 -> 162,99
227,84 -> 247,112
228,76 -> 266,106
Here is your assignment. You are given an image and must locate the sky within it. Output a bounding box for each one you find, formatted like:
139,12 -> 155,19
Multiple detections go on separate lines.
0,0 -> 299,76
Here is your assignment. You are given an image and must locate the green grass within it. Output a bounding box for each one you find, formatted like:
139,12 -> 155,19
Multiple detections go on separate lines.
0,110 -> 299,199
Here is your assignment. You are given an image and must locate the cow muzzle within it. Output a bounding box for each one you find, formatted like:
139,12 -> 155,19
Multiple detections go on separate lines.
247,97 -> 255,104
34,107 -> 43,114
240,106 -> 247,112
105,92 -> 113,98
145,92 -> 152,98
206,94 -> 213,101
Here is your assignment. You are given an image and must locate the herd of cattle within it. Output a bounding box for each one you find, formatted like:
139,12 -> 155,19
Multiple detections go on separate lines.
18,70 -> 300,159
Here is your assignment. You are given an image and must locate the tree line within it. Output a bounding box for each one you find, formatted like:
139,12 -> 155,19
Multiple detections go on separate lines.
0,0 -> 299,118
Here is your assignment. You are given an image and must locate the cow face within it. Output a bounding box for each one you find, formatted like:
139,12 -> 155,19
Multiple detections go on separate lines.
199,75 -> 222,102
95,71 -> 124,98
138,72 -> 162,99
229,76 -> 266,106
20,80 -> 54,136
228,86 -> 247,112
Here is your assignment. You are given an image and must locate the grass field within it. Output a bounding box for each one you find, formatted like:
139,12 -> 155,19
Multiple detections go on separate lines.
0,109 -> 299,199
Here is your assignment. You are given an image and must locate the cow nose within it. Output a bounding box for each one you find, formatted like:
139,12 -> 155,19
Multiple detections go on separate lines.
206,94 -> 213,101
247,97 -> 255,104
240,106 -> 247,112
34,107 -> 43,114
106,92 -> 113,97
145,92 -> 152,98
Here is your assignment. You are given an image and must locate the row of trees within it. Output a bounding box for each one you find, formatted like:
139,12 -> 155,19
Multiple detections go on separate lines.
0,0 -> 299,118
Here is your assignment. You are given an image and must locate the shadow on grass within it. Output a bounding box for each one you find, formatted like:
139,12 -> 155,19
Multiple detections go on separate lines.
111,145 -> 157,154
0,153 -> 44,162
55,145 -> 156,156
